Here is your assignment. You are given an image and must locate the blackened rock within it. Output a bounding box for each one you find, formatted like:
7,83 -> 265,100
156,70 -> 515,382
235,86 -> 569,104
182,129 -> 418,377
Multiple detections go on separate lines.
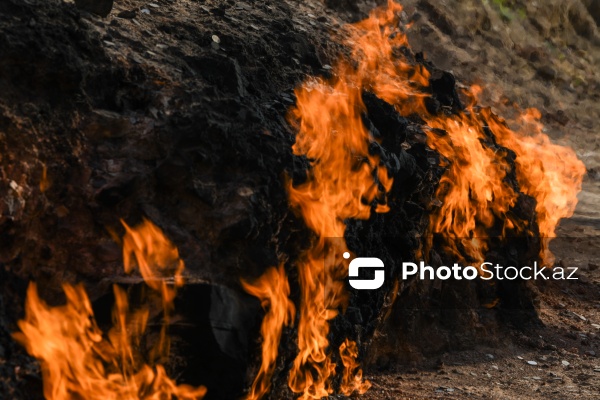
346,306 -> 363,324
363,91 -> 408,143
75,0 -> 114,17
394,149 -> 418,181
84,109 -> 132,140
429,69 -> 462,110
424,96 -> 441,114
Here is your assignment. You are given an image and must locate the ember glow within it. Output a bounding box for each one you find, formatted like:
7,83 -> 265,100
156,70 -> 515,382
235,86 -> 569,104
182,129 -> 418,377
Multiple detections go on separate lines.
13,219 -> 206,400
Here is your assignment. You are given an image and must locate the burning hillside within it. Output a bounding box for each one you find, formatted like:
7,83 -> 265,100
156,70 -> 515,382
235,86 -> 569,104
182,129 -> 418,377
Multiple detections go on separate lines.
0,0 -> 597,399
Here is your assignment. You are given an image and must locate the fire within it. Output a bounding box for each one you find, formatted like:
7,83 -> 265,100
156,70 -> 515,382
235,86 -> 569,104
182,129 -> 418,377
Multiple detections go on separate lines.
247,0 -> 584,398
284,55 -> 392,397
482,106 -> 586,263
122,218 -> 185,300
121,218 -> 185,359
14,219 -> 206,400
335,1 -> 521,263
339,339 -> 371,396
15,2 -> 586,400
242,265 -> 295,400
422,112 -> 520,262
332,0 -> 584,264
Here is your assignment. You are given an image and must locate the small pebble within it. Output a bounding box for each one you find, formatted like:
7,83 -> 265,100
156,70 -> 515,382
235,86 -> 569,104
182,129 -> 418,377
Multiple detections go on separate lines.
212,35 -> 221,43
574,312 -> 587,321
141,8 -> 151,14
562,360 -> 570,366
148,3 -> 159,8
527,361 -> 538,366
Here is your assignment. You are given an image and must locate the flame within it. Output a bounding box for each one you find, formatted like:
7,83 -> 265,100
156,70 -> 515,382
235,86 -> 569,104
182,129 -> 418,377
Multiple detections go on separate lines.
339,339 -> 371,396
14,219 -> 206,400
422,112 -> 520,262
122,218 -> 185,304
121,218 -> 185,360
253,1 -> 584,397
331,0 -> 584,264
482,106 -> 586,263
285,49 -> 392,397
242,265 -> 295,400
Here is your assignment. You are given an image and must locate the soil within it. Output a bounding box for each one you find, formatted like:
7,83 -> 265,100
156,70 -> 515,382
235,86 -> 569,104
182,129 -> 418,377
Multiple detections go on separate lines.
0,0 -> 598,399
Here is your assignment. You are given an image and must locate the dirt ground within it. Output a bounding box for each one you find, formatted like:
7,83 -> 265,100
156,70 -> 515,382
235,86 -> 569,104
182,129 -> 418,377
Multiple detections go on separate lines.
0,0 -> 598,399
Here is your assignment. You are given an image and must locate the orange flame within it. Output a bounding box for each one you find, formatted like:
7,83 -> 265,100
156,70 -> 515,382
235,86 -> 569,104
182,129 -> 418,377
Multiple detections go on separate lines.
285,22 -> 392,398
14,219 -> 206,400
121,218 -> 186,360
339,339 -> 371,396
482,107 -> 586,263
259,1 -> 584,397
333,0 -> 584,264
122,218 -> 185,304
242,265 -> 295,400
423,112 -> 520,262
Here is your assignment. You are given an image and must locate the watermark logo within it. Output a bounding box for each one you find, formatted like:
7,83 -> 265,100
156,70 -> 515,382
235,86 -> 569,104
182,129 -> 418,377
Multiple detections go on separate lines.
344,255 -> 579,291
344,252 -> 385,290
334,237 -> 583,293
401,261 -> 578,281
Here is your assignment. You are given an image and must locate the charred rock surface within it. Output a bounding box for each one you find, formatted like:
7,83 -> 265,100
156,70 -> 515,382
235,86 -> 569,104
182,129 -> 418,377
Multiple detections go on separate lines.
0,0 -> 546,398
